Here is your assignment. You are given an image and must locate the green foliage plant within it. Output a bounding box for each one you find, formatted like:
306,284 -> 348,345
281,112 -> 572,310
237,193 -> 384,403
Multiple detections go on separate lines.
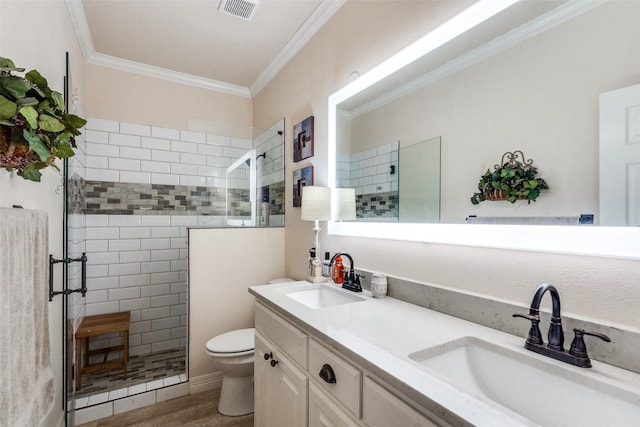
0,57 -> 86,181
470,152 -> 549,205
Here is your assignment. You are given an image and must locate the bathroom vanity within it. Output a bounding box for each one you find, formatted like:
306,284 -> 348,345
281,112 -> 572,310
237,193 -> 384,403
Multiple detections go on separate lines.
253,300 -> 437,426
249,281 -> 640,426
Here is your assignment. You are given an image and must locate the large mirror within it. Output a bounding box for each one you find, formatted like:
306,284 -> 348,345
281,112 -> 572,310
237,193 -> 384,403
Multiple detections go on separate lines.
328,0 -> 640,258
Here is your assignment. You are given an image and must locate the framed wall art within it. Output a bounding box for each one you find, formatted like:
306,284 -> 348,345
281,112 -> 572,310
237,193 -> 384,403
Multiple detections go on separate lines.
293,165 -> 313,207
293,116 -> 314,162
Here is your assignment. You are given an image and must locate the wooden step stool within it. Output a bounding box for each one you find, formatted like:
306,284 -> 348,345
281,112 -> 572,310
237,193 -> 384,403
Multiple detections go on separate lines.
75,311 -> 130,390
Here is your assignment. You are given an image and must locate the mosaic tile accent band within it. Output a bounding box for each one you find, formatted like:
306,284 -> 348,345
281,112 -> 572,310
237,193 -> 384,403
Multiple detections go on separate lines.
68,173 -> 85,215
266,181 -> 285,217
80,180 -> 284,216
356,191 -> 399,219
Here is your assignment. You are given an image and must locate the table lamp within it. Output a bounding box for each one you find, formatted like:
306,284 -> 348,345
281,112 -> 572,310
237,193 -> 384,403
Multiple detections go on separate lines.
334,188 -> 356,221
301,186 -> 331,283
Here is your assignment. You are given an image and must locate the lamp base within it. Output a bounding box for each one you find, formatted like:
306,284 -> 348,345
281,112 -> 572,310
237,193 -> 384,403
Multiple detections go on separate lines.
306,275 -> 328,283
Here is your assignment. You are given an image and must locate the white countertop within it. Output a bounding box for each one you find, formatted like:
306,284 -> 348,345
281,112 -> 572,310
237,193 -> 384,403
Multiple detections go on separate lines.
249,280 -> 640,427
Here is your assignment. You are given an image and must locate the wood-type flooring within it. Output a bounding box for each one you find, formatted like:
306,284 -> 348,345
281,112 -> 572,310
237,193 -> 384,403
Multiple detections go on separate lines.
76,388 -> 253,427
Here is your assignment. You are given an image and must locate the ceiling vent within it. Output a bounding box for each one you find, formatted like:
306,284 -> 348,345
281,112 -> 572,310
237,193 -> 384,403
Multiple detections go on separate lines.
218,0 -> 260,21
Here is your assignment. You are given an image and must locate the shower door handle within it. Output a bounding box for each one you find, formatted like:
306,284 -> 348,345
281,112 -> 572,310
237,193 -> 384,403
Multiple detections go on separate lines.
49,253 -> 88,301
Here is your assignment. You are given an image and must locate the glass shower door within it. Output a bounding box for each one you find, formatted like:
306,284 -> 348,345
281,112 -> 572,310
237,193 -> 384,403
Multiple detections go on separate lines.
63,51 -> 91,426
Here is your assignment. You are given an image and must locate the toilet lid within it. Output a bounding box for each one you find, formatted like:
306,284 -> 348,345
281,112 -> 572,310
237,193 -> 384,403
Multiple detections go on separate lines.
206,328 -> 255,354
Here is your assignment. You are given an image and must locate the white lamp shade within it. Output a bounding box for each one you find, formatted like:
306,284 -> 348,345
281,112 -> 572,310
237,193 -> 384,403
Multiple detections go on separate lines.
335,188 -> 356,221
301,186 -> 332,221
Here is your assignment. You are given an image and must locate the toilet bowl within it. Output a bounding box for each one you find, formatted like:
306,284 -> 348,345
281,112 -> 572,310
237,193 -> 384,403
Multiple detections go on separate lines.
205,328 -> 256,416
205,279 -> 293,416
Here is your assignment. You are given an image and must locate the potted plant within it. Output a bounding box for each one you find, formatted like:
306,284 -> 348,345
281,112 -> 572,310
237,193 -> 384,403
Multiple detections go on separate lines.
470,151 -> 549,205
0,57 -> 86,182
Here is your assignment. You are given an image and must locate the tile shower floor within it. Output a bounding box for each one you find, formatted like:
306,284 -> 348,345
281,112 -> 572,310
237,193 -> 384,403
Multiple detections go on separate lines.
75,348 -> 186,408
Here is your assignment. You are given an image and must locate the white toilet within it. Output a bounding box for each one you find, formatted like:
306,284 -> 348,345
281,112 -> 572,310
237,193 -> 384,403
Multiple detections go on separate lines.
205,278 -> 293,416
205,327 -> 256,416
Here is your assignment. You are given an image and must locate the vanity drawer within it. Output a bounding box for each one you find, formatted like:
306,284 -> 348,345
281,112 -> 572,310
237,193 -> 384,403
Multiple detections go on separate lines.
363,376 -> 439,427
255,302 -> 307,369
308,337 -> 362,419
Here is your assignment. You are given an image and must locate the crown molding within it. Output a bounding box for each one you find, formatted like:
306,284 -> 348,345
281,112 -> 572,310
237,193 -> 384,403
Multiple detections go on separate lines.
66,0 -> 95,60
66,0 -> 251,98
66,0 -> 343,99
89,53 -> 252,97
250,0 -> 345,97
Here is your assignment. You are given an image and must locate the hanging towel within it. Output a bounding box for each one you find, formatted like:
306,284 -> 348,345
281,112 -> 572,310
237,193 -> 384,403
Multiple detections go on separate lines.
0,208 -> 54,427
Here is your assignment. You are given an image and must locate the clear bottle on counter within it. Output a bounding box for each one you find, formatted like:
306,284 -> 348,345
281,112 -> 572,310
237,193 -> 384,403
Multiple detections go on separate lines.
332,255 -> 344,284
308,247 -> 316,276
322,252 -> 331,277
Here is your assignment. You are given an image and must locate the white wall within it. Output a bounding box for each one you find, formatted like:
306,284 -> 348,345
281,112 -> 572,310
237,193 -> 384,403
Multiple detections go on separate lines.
188,227 -> 285,380
84,64 -> 253,132
253,1 -> 640,331
0,1 -> 85,425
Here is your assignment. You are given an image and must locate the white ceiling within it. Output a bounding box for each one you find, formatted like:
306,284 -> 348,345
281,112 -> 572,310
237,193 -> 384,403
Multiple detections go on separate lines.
68,0 -> 344,98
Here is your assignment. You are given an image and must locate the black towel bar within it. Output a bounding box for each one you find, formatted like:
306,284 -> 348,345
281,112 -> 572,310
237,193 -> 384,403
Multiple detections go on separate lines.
49,253 -> 87,301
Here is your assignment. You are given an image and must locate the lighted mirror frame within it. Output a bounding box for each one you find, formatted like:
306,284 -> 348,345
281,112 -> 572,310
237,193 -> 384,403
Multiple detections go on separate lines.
327,0 -> 640,260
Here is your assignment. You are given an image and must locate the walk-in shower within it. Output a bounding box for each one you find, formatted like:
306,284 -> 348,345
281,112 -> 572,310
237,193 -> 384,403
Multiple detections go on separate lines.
64,118 -> 284,419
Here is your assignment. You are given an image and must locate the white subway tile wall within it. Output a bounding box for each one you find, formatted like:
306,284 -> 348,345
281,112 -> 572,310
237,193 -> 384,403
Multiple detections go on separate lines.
84,118 -> 261,189
80,118 -> 285,357
348,141 -> 399,196
68,125 -> 88,332
83,212 -> 189,356
337,141 -> 399,219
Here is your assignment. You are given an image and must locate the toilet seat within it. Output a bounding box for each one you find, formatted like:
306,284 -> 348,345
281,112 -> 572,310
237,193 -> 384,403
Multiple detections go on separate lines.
206,328 -> 255,356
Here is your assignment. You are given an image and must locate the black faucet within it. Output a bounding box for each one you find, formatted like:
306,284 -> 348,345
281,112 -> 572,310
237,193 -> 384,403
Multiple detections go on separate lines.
513,283 -> 610,368
329,252 -> 362,292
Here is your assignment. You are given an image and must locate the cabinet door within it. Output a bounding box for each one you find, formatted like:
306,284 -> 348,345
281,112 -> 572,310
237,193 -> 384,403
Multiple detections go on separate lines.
309,383 -> 360,427
363,377 -> 439,427
255,333 -> 277,426
255,332 -> 308,426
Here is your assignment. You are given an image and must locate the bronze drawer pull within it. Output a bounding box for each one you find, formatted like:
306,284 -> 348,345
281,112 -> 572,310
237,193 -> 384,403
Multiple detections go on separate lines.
319,363 -> 337,383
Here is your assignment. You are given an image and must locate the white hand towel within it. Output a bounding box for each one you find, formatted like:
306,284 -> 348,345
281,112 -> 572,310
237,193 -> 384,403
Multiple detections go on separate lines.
0,208 -> 54,427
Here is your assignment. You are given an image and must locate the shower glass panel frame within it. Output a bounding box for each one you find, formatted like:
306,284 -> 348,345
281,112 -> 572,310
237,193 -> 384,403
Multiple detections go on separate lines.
226,149 -> 257,226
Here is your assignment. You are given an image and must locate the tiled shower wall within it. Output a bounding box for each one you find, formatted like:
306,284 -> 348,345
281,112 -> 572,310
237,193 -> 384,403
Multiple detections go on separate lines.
340,141 -> 399,220
84,213 -> 188,356
74,118 -> 284,357
68,138 -> 88,338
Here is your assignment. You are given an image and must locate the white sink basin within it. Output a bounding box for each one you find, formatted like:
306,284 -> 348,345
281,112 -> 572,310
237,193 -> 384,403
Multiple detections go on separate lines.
280,284 -> 366,309
409,337 -> 640,426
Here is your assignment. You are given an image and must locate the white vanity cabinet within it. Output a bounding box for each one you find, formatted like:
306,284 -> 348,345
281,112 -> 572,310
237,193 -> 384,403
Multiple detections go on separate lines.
309,382 -> 360,427
362,377 -> 439,427
254,302 -> 441,427
255,332 -> 308,426
254,302 -> 309,426
308,338 -> 362,426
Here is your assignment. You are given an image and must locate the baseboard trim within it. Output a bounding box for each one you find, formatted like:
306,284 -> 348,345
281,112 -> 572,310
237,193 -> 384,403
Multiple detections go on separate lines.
189,372 -> 222,395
